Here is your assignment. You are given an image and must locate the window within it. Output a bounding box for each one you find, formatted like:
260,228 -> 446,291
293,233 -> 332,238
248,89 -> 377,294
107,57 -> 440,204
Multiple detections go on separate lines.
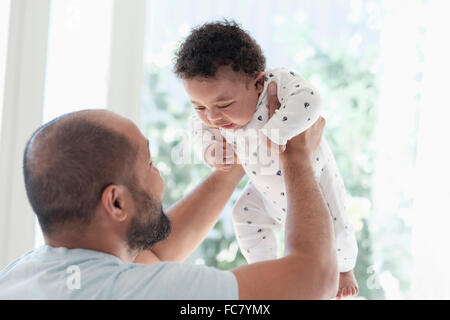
141,0 -> 450,299
34,0 -> 113,248
142,0 -> 383,298
42,0 -> 113,122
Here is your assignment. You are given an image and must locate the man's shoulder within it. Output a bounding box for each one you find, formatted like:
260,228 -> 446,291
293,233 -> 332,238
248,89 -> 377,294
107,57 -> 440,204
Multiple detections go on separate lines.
110,261 -> 238,299
0,253 -> 29,282
0,246 -> 123,299
0,247 -> 238,299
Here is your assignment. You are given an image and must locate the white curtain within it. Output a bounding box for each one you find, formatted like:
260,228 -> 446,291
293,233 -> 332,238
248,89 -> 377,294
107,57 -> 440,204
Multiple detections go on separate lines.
372,0 -> 450,299
372,0 -> 424,299
411,1 -> 450,299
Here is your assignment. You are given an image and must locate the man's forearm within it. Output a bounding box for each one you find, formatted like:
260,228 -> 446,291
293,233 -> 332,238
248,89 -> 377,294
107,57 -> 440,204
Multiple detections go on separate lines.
147,165 -> 245,262
231,154 -> 339,299
282,154 -> 335,259
282,152 -> 338,297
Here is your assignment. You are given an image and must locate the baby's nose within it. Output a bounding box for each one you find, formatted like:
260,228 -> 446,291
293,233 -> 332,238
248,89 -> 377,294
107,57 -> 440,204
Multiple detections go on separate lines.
206,109 -> 222,121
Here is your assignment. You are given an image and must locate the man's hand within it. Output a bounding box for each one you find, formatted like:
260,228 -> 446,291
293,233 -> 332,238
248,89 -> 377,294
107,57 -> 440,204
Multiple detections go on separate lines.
261,82 -> 286,154
264,81 -> 325,159
281,115 -> 326,163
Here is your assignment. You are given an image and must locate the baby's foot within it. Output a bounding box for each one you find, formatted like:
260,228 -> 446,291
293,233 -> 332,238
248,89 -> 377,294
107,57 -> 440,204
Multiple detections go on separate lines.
336,270 -> 359,299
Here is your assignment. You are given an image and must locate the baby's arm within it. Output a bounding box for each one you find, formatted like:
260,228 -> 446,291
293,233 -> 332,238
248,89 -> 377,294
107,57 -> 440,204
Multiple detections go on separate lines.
261,68 -> 322,146
191,115 -> 236,170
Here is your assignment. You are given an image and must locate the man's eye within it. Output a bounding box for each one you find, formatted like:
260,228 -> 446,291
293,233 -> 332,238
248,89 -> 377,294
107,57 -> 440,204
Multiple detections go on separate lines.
194,106 -> 205,111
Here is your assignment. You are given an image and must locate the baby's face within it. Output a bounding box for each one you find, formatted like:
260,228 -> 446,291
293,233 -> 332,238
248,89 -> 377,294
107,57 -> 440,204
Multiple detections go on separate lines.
183,67 -> 265,130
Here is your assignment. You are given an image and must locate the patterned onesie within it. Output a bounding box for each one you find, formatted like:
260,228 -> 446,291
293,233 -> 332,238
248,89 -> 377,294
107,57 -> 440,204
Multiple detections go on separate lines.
191,67 -> 358,272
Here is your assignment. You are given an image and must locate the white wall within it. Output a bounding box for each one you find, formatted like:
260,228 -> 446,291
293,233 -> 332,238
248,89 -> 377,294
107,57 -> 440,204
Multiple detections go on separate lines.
0,0 -> 12,140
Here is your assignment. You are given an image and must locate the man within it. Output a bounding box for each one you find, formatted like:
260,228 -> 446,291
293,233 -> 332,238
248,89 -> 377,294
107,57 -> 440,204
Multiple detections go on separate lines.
0,85 -> 338,299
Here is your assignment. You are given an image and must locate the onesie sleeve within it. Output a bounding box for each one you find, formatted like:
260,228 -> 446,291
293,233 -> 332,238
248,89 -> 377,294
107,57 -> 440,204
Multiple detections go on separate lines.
190,115 -> 219,166
261,68 -> 322,146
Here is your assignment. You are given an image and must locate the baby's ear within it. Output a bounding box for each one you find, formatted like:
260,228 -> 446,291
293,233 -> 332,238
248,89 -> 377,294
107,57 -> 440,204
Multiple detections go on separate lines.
254,72 -> 266,92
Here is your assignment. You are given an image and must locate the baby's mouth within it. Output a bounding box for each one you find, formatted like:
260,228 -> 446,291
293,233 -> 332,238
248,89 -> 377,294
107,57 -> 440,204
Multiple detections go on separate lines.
219,123 -> 236,129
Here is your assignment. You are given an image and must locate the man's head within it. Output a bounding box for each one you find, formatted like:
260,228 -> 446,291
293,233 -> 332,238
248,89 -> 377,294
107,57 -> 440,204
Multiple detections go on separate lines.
174,20 -> 267,130
23,110 -> 171,256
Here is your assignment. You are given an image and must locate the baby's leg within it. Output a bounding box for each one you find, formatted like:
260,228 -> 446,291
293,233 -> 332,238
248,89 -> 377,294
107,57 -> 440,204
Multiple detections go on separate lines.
316,139 -> 359,298
232,182 -> 283,264
316,139 -> 358,272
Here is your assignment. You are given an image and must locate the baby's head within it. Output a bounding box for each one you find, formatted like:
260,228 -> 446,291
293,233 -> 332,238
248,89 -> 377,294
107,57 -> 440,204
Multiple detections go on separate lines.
174,20 -> 266,130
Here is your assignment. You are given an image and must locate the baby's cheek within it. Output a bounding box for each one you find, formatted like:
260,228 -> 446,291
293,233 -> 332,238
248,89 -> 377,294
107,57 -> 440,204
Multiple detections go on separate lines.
239,108 -> 256,125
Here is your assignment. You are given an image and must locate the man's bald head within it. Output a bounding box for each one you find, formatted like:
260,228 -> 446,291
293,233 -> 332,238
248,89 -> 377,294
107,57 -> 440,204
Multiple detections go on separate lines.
23,110 -> 139,235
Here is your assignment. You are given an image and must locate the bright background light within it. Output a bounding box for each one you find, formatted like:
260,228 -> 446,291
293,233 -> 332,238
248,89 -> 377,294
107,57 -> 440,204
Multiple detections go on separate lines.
0,0 -> 447,299
34,0 -> 113,248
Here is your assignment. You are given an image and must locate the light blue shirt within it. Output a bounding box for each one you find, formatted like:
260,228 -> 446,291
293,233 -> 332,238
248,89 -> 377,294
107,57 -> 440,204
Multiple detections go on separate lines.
0,245 -> 238,299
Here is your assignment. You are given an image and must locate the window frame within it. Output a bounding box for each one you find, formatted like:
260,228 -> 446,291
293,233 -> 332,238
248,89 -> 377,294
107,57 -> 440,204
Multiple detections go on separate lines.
0,0 -> 50,269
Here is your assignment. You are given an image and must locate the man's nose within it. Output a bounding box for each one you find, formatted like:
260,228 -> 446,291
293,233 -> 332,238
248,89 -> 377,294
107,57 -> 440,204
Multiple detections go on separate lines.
206,109 -> 222,121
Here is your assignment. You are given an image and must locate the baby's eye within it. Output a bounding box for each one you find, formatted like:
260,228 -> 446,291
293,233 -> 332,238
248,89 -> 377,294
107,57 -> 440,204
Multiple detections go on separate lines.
194,106 -> 206,111
217,102 -> 233,109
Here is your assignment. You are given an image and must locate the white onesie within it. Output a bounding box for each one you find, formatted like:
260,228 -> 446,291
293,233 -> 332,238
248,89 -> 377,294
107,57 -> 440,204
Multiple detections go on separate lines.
191,67 -> 358,272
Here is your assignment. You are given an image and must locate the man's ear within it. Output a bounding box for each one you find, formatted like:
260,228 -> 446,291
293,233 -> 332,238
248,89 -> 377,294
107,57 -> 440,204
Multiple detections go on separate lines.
253,72 -> 266,93
101,184 -> 129,222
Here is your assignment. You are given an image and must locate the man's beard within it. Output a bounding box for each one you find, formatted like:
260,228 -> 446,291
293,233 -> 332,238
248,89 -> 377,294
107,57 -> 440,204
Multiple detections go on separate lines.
125,186 -> 171,254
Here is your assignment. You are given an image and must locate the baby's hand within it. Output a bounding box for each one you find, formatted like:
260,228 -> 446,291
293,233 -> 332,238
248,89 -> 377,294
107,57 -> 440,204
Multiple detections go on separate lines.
204,136 -> 237,171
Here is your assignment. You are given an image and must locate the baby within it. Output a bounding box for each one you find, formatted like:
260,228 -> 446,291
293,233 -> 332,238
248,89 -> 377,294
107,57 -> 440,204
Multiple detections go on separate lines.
174,20 -> 359,299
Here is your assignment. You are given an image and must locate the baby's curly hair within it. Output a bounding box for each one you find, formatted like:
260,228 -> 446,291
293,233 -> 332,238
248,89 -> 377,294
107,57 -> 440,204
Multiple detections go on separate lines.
173,20 -> 266,80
